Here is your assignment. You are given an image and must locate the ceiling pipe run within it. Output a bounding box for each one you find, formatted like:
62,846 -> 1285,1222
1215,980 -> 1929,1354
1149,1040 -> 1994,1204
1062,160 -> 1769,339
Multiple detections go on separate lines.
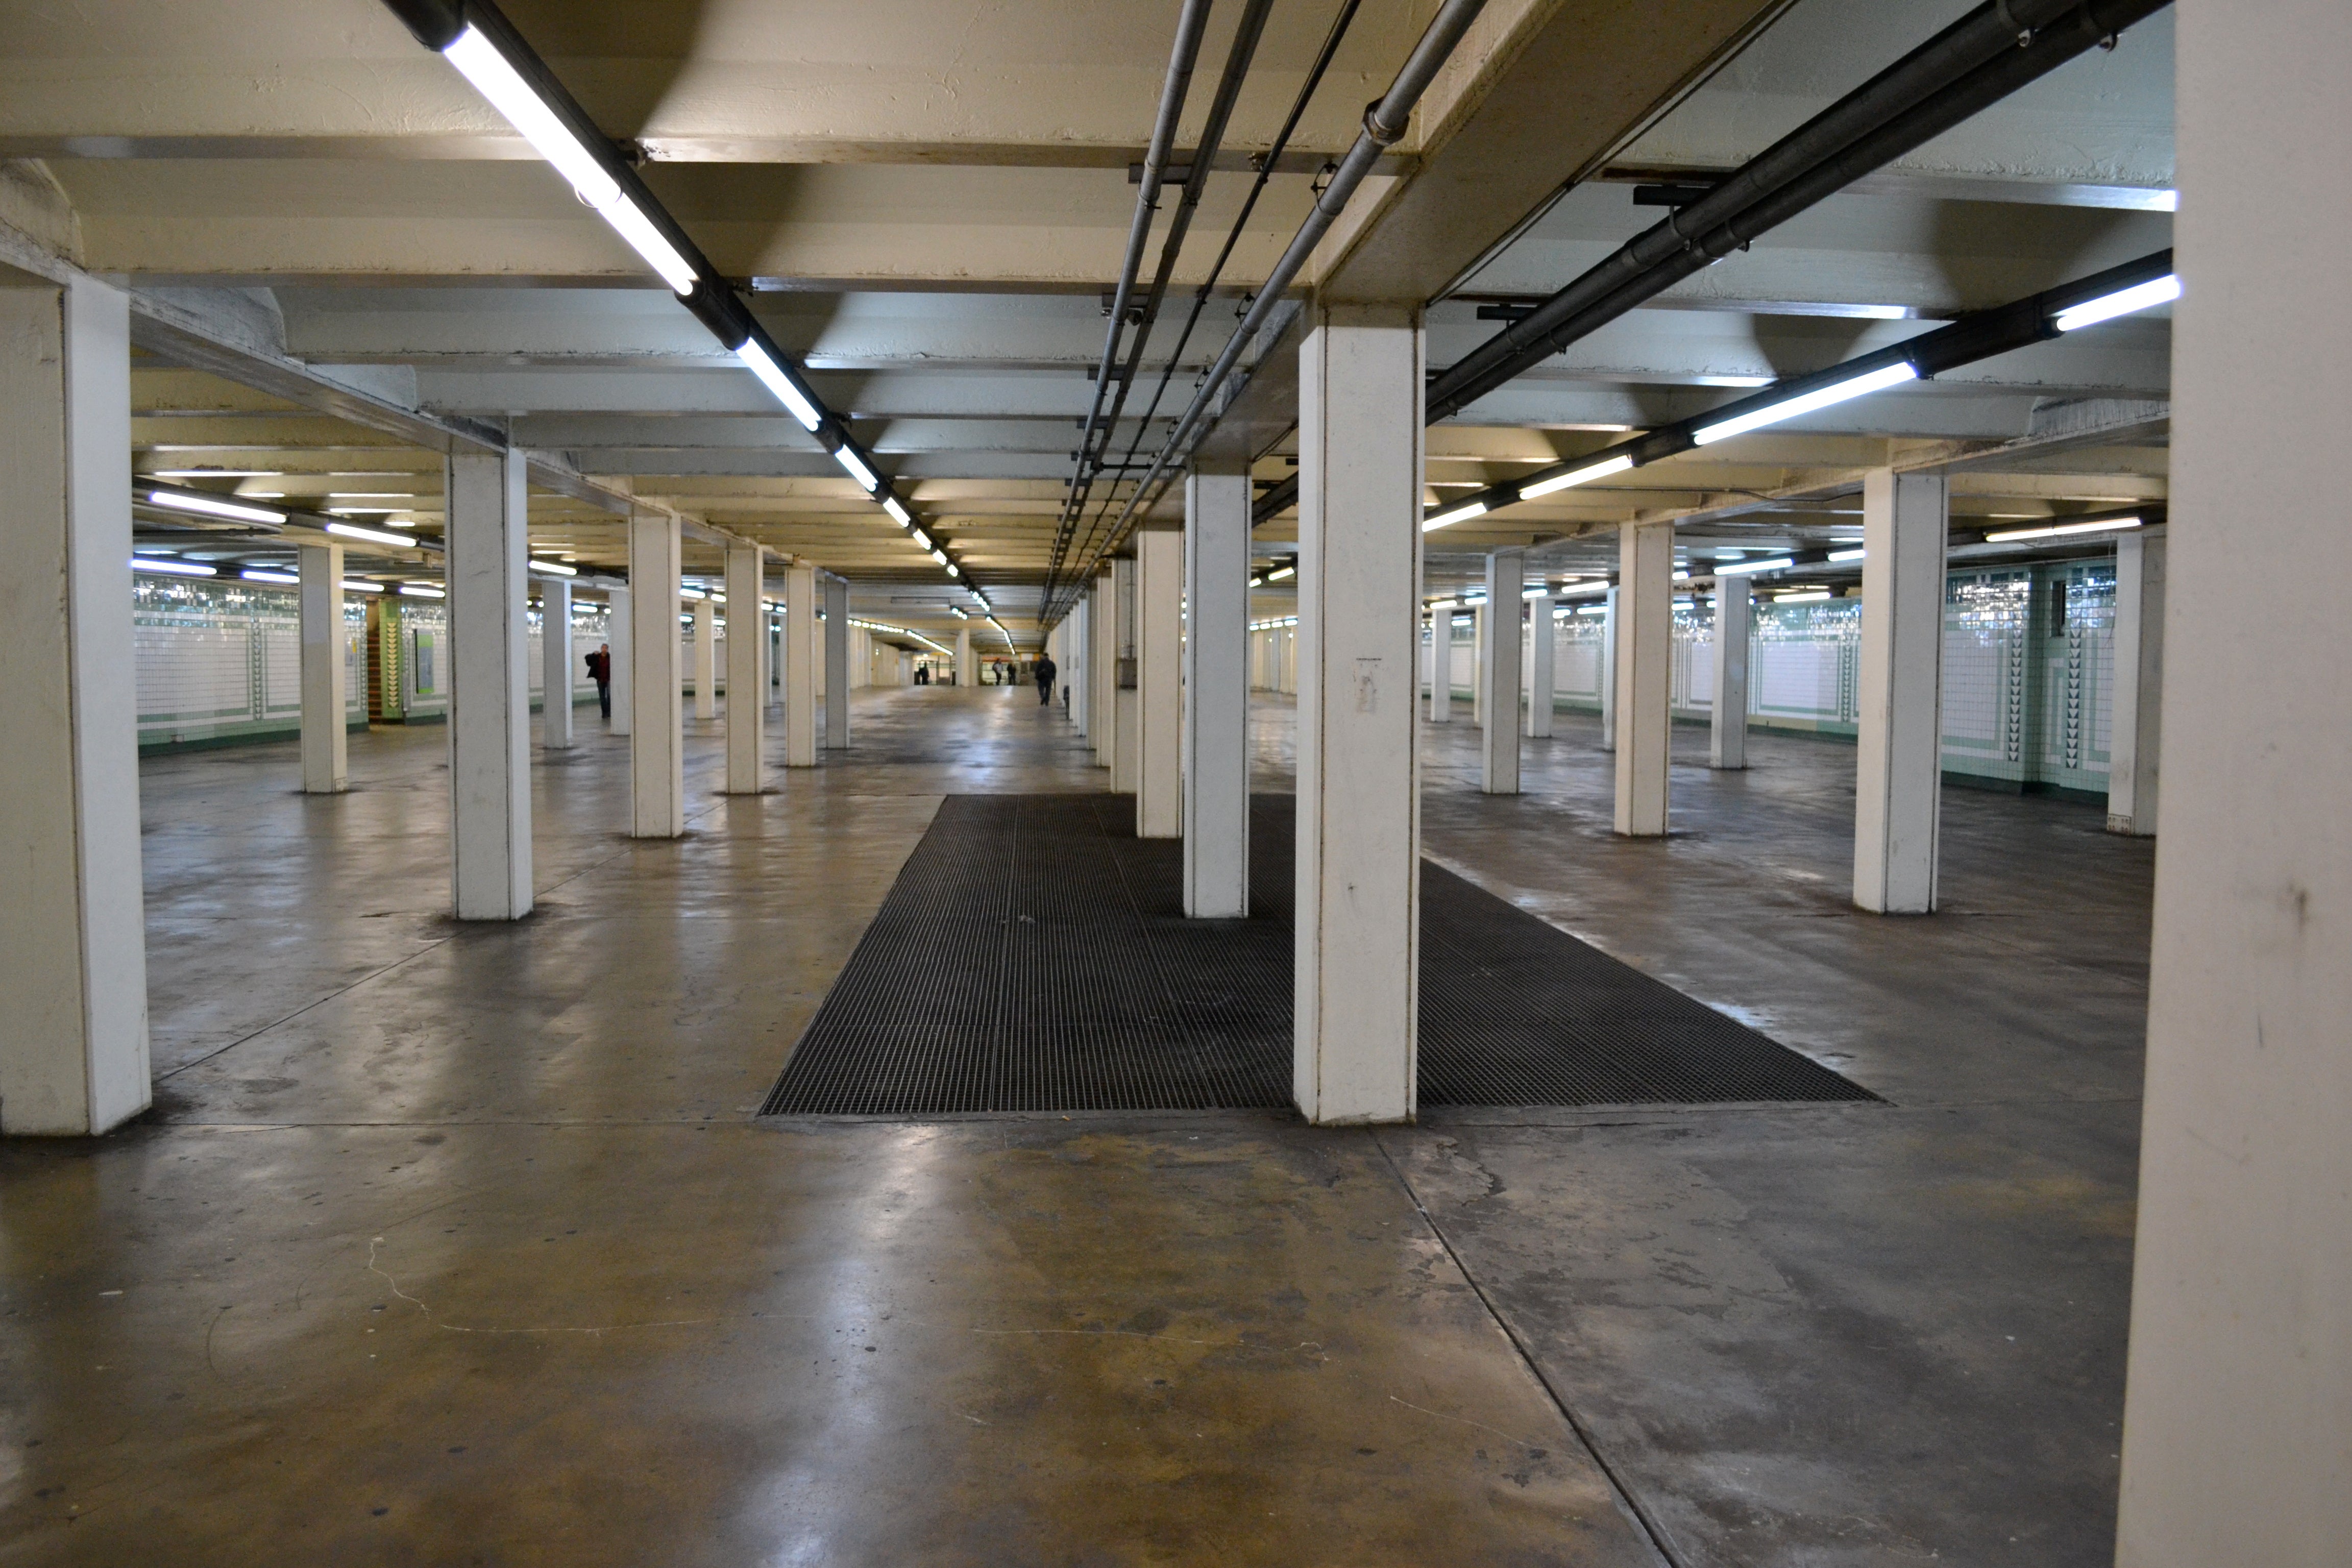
1425,0 -> 2175,422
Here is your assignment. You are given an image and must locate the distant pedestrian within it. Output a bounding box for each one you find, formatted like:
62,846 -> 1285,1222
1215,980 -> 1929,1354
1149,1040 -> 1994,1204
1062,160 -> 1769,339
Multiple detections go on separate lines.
1034,653 -> 1058,706
585,643 -> 612,718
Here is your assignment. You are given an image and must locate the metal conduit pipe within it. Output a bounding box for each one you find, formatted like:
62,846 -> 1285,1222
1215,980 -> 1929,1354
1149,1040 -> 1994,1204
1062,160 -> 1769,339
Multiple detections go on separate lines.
1426,0 -> 2173,421
1069,0 -> 1217,502
1049,0 -> 1491,618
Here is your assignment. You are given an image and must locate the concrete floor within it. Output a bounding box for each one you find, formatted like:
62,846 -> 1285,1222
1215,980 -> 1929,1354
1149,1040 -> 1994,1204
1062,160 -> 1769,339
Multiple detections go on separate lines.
0,688 -> 2149,1564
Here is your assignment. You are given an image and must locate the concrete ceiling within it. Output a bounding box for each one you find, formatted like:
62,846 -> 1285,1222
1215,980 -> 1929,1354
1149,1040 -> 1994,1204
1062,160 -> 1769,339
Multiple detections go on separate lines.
1,0 -> 2173,645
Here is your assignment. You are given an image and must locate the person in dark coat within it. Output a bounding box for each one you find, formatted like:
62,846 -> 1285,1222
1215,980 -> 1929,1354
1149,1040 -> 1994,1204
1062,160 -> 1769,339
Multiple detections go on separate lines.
586,643 -> 612,718
1033,653 -> 1058,707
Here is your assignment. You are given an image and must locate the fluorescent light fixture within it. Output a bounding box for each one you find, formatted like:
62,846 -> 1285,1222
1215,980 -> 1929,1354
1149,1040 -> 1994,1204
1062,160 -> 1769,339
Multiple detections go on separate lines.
1984,514 -> 2142,544
1716,556 -> 1794,576
341,579 -> 384,594
1555,581 -> 1610,598
1422,499 -> 1489,532
132,556 -> 218,578
2052,275 -> 2179,333
949,607 -> 968,619
327,493 -> 416,500
834,447 -> 879,493
397,583 -> 445,599
945,562 -> 960,577
151,469 -> 280,479
324,520 -> 420,549
1519,453 -> 1634,500
1692,361 -> 1920,446
930,549 -> 948,566
1673,569 -> 1690,581
145,489 -> 286,526
1427,599 -> 1458,612
1267,566 -> 1294,581
240,568 -> 301,585
912,530 -> 933,552
440,26 -> 697,296
529,558 -> 578,576
1828,547 -> 1867,562
1774,589 -> 1832,603
883,497 -> 912,527
734,339 -> 823,432
679,586 -> 706,601
1522,586 -> 1550,600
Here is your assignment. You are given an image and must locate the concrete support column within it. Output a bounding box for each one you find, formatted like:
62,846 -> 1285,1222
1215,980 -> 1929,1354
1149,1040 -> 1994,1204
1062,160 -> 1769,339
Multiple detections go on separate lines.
299,542 -> 350,790
1852,469 -> 1948,912
1293,303 -> 1421,1126
446,447 -> 532,920
1183,464 -> 1251,915
724,544 -> 765,794
1428,612 -> 1452,722
2117,13 -> 2352,1552
1526,593 -> 1555,738
1472,604 -> 1488,728
0,273 -> 150,1134
541,575 -> 573,752
1069,598 -> 1090,736
1109,557 -> 1139,793
607,587 -> 631,736
953,626 -> 973,688
1709,578 -> 1751,770
2105,526 -> 2165,836
1613,523 -> 1673,837
628,513 -> 683,837
692,595 -> 716,721
1599,587 -> 1619,751
824,576 -> 850,749
782,564 -> 818,767
1480,551 -> 1524,794
1136,526 -> 1184,839
1092,576 -> 1116,766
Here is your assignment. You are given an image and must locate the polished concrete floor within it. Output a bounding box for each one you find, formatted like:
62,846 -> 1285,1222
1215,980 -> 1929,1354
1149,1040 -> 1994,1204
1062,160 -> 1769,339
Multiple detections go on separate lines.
0,687 -> 2150,1564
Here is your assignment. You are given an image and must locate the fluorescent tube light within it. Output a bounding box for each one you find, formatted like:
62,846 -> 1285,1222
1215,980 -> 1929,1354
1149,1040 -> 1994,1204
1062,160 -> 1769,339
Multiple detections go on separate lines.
1519,453 -> 1634,500
1555,581 -> 1610,598
1984,514 -> 2142,543
2052,275 -> 2179,333
1716,556 -> 1794,576
1693,362 -> 1920,446
397,583 -> 445,599
1266,566 -> 1294,581
1522,586 -> 1550,599
341,579 -> 384,594
883,497 -> 913,527
441,26 -> 697,297
945,562 -> 960,577
151,469 -> 280,479
145,489 -> 286,526
324,520 -> 421,549
1774,590 -> 1832,603
912,530 -> 933,552
930,549 -> 948,566
240,568 -> 301,585
529,558 -> 578,576
1427,599 -> 1457,612
1422,499 -> 1489,532
1828,547 -> 1867,562
834,447 -> 879,492
734,339 -> 823,432
327,493 -> 416,500
132,556 -> 218,578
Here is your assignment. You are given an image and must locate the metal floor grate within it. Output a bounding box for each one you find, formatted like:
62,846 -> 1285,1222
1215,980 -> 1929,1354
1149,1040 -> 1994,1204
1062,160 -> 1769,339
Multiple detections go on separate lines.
758,794 -> 1876,1116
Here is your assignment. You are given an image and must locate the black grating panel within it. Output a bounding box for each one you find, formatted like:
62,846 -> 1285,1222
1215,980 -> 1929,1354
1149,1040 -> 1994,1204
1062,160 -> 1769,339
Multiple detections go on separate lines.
758,794 -> 1875,1116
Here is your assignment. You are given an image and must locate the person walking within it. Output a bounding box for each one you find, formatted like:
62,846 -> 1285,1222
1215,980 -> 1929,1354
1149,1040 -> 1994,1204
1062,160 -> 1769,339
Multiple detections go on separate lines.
586,642 -> 612,719
1033,652 -> 1057,707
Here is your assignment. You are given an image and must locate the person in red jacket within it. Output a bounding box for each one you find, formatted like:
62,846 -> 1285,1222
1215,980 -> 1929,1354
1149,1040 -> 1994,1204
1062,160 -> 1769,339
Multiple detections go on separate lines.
585,643 -> 612,719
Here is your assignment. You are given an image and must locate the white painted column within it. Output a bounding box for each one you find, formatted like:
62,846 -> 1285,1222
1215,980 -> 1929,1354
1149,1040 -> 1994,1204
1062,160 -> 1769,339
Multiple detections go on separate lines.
2106,527 -> 2164,836
0,274 -> 150,1134
1599,586 -> 1618,751
1428,612 -> 1452,722
824,576 -> 850,749
948,626 -> 967,688
1851,469 -> 1947,912
446,447 -> 532,920
783,564 -> 818,767
1481,553 -> 1524,793
1091,574 -> 1115,767
2117,12 -> 2352,1554
1472,604 -> 1488,728
1110,557 -> 1140,793
724,543 -> 765,794
1709,577 -> 1751,770
541,574 -> 574,752
607,586 -> 631,737
628,512 -> 683,837
1526,592 -> 1555,738
299,541 -> 350,790
1613,522 -> 1673,837
1184,464 -> 1251,915
1136,526 -> 1184,839
1068,597 -> 1090,737
1293,303 -> 1420,1126
692,595 -> 716,721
